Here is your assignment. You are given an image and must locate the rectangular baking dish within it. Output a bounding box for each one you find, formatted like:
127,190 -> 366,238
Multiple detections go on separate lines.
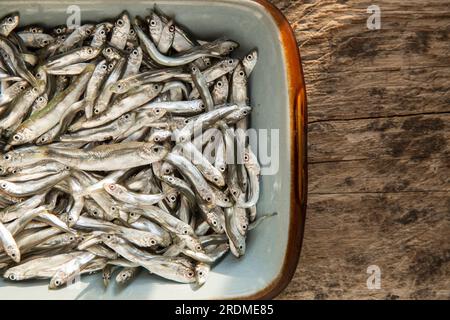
0,0 -> 307,299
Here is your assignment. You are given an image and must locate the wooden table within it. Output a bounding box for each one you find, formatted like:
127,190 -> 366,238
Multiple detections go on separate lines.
271,0 -> 450,299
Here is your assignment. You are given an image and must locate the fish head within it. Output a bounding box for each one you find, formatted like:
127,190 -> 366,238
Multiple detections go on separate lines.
117,112 -> 136,127
206,209 -> 225,234
5,245 -> 20,263
229,235 -> 246,258
80,46 -> 100,60
116,11 -> 131,30
4,270 -> 23,281
148,11 -> 163,42
102,46 -> 121,61
0,12 -> 19,35
221,58 -> 239,74
243,49 -> 258,75
213,76 -> 229,97
37,35 -> 54,48
139,143 -> 169,162
232,63 -> 247,85
49,271 -> 67,289
117,269 -> 133,284
177,265 -> 196,283
195,263 -> 210,287
176,223 -> 194,237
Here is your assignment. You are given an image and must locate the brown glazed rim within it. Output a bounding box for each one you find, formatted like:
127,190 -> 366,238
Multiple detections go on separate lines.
240,0 -> 308,300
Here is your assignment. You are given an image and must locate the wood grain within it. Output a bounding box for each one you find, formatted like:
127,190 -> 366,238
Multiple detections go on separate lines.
270,0 -> 450,299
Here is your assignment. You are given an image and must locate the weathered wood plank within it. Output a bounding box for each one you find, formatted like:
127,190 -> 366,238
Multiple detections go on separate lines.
275,0 -> 450,121
309,157 -> 450,194
278,192 -> 450,299
307,66 -> 450,122
309,114 -> 450,162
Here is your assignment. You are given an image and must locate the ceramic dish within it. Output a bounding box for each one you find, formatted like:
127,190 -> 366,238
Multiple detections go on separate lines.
0,0 -> 307,299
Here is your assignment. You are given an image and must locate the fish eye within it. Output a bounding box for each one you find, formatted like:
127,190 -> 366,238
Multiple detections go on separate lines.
100,30 -> 105,35
242,110 -> 248,115
152,147 -> 160,153
132,49 -> 138,55
11,169 -> 17,174
4,154 -> 10,160
206,196 -> 212,202
228,59 -> 234,65
199,102 -> 205,109
55,280 -> 61,286
130,29 -> 135,35
86,29 -> 91,35
212,220 -> 218,226
13,135 -> 21,141
150,239 -> 156,245
168,177 -> 173,182
130,212 -> 135,217
11,252 -> 15,257
68,217 -> 73,221
106,235 -> 112,240
150,20 -> 156,27
242,224 -> 247,230
191,66 -> 197,72
239,245 -> 243,249
187,272 -> 194,278
155,108 -> 160,114
109,184 -> 116,190
32,87 -> 38,93
94,108 -> 100,114
169,25 -> 175,32
216,81 -> 223,88
92,210 -> 98,215
244,154 -> 249,161
9,274 -> 16,280
228,46 -> 234,52
111,206 -> 116,211
56,28 -> 62,34
153,84 -> 159,90
38,97 -> 44,102
61,35 -> 66,40
206,61 -> 211,66
101,65 -> 107,70
117,19 -> 124,27
213,177 -> 219,182
106,48 -> 112,53
64,166 -> 70,170
170,195 -> 176,202
124,114 -> 130,119
1,183 -> 7,189
7,17 -> 13,23
224,197 -> 229,202
19,85 -> 25,90
154,137 -> 160,142
87,48 -> 93,54
232,190 -> 238,196
198,271 -> 203,276
239,71 -> 245,77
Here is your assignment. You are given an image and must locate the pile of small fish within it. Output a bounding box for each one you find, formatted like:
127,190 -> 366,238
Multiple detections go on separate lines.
0,9 -> 274,289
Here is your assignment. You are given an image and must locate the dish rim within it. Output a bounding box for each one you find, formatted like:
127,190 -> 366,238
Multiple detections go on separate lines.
239,0 -> 308,300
